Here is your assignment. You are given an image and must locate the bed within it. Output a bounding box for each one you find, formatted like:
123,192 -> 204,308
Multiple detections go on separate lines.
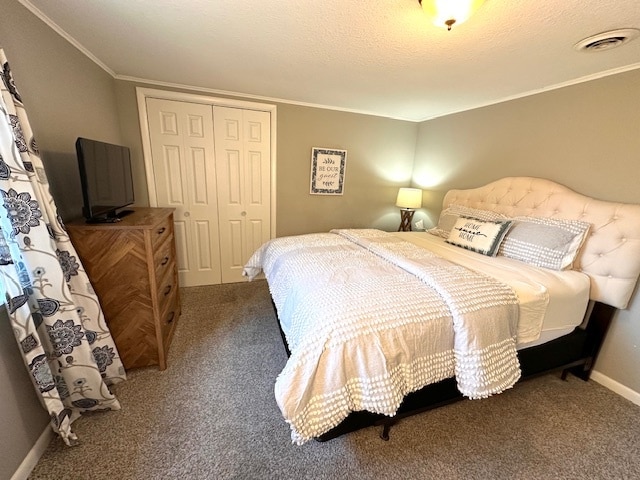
243,177 -> 640,444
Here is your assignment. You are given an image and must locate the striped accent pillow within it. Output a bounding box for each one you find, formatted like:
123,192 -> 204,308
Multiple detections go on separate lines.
428,205 -> 508,239
498,216 -> 591,270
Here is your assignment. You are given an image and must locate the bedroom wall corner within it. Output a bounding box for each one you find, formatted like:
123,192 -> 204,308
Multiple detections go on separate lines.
411,67 -> 640,394
274,103 -> 419,236
0,0 -> 124,222
594,283 -> 640,400
114,81 -> 152,209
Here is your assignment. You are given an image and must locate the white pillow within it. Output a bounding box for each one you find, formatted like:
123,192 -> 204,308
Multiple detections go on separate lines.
498,216 -> 591,270
445,216 -> 513,257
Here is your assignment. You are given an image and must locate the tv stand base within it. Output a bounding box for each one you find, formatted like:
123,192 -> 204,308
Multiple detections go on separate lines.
86,209 -> 135,224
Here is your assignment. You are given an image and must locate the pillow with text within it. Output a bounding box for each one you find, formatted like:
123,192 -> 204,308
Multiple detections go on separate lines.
445,216 -> 513,257
428,204 -> 508,239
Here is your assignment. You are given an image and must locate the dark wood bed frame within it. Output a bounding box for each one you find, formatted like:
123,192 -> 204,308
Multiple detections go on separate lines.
272,299 -> 616,441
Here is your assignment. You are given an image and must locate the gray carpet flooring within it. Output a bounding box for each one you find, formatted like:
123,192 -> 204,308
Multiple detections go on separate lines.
29,281 -> 640,480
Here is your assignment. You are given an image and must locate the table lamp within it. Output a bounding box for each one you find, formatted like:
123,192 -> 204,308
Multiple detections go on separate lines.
396,187 -> 422,232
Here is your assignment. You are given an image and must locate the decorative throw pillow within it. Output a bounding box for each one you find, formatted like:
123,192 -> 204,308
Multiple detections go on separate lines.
498,216 -> 591,270
428,204 -> 508,239
445,216 -> 513,257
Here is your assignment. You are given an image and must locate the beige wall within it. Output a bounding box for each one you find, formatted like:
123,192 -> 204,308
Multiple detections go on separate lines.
413,68 -> 640,393
0,3 -> 123,222
115,81 -> 418,236
273,103 -> 418,235
0,308 -> 47,480
0,0 -> 125,477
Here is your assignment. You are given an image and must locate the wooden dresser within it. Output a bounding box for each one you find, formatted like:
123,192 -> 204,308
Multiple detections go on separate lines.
67,207 -> 181,370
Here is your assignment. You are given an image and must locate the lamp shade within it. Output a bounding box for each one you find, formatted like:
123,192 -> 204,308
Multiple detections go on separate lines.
420,0 -> 486,30
396,188 -> 422,209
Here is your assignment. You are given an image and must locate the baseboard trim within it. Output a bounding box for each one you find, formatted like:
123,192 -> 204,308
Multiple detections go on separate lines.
10,425 -> 52,480
591,370 -> 640,406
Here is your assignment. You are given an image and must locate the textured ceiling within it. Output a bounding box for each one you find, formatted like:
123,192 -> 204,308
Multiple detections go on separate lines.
19,0 -> 640,121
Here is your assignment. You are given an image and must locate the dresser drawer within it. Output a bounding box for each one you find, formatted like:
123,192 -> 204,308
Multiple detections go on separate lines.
153,234 -> 175,281
151,215 -> 173,249
160,287 -> 180,347
156,260 -> 177,310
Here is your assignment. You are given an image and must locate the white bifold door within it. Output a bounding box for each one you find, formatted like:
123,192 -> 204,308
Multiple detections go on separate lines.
146,98 -> 271,286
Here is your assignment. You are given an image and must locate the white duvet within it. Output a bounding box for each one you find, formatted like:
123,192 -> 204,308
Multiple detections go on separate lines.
243,229 -> 543,444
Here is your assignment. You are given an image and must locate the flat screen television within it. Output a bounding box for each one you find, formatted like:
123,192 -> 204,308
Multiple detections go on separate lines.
76,137 -> 135,223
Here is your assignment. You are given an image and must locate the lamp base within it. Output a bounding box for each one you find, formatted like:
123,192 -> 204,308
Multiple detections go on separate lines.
398,209 -> 415,232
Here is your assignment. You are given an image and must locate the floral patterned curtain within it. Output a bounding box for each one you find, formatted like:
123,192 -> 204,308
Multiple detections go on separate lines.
0,49 -> 125,446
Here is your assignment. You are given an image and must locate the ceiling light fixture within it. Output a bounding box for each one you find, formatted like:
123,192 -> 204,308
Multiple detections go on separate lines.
418,0 -> 486,31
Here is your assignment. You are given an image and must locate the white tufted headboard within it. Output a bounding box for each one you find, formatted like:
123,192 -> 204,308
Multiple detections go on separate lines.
443,177 -> 640,309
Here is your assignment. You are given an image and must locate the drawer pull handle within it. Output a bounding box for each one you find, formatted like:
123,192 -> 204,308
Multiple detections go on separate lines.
166,311 -> 175,324
163,285 -> 172,296
157,227 -> 166,235
161,256 -> 170,266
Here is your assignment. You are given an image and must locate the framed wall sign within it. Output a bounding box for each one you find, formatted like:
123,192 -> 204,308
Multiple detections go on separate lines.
310,147 -> 347,195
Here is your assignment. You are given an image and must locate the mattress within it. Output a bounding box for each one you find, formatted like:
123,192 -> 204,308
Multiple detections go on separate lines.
396,232 -> 591,348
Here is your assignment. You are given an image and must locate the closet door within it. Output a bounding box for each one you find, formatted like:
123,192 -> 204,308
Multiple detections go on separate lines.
146,98 -> 222,286
214,107 -> 271,283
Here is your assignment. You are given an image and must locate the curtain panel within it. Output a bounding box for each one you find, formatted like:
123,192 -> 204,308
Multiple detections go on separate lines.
0,49 -> 125,446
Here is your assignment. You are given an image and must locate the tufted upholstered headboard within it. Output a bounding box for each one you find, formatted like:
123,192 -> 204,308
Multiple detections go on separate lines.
442,177 -> 640,309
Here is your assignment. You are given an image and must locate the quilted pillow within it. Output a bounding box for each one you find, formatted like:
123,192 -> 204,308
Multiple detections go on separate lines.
428,204 -> 508,239
445,216 -> 513,257
498,216 -> 591,270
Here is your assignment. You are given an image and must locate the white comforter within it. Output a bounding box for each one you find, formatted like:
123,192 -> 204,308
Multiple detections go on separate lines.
243,229 -> 523,444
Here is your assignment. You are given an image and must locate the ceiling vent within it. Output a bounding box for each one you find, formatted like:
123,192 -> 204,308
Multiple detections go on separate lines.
574,28 -> 640,52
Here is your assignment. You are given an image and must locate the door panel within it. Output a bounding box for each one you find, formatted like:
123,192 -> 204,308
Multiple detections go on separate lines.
162,145 -> 184,204
242,110 -> 271,264
160,111 -> 178,135
194,221 -> 212,270
187,114 -> 205,137
173,219 -> 189,272
214,107 -> 271,283
248,219 -> 264,256
146,98 -> 222,286
191,149 -> 209,204
248,151 -> 263,204
229,220 -> 243,267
